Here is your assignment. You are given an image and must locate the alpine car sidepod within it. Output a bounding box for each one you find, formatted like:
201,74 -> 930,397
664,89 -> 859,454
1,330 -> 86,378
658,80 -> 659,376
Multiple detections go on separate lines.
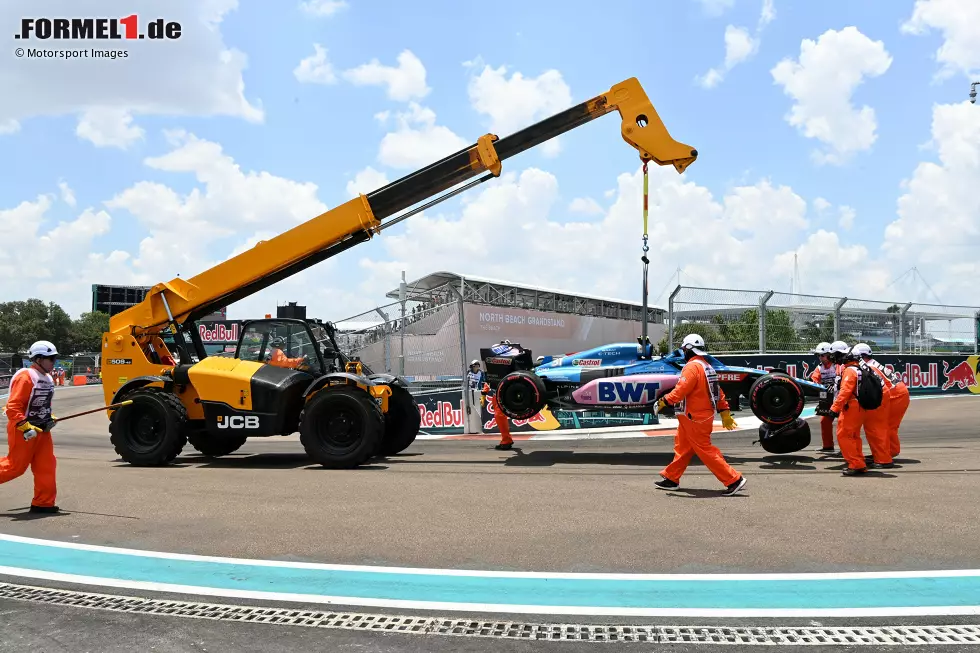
481,341 -> 828,450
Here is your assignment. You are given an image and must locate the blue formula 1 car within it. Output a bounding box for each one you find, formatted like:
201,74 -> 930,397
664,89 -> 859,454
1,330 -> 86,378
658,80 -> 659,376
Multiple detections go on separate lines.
481,340 -> 829,453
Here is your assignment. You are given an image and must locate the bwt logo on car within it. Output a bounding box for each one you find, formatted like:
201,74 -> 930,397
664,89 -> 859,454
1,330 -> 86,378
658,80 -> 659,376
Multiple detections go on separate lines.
597,381 -> 660,404
15,15 -> 182,40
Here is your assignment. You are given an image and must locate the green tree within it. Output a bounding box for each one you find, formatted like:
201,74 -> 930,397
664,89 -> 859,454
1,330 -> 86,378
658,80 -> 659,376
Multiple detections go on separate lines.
70,311 -> 111,352
0,299 -> 72,352
0,300 -> 109,355
765,309 -> 799,351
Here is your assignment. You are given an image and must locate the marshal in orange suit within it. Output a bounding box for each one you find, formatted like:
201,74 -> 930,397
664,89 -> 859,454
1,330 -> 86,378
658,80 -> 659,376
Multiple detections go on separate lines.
655,334 -> 746,496
1,341 -> 61,513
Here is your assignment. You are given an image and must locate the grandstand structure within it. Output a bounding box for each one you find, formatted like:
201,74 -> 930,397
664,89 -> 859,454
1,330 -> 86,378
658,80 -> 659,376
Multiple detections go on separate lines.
384,272 -> 665,324
333,271 -> 667,380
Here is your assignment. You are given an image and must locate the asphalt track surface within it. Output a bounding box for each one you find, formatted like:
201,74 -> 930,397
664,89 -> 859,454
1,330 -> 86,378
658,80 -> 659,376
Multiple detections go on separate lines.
1,385 -> 979,651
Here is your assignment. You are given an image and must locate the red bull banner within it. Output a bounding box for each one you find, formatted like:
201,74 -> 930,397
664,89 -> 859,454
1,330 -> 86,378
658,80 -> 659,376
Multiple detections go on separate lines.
715,354 -> 980,396
413,387 -> 657,435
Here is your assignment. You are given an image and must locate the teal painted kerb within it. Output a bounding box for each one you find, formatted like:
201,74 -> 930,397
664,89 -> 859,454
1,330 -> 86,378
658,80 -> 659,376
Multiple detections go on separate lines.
2,540 -> 980,609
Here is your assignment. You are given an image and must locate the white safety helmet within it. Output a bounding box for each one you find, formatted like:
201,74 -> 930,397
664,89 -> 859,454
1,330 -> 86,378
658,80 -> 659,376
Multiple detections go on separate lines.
812,341 -> 832,355
470,359 -> 480,367
28,340 -> 58,359
829,340 -> 849,355
851,343 -> 872,358
680,333 -> 707,356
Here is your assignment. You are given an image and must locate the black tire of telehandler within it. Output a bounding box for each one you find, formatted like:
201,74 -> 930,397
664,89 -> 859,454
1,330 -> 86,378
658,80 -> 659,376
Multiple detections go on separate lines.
376,384 -> 420,457
299,386 -> 384,469
748,372 -> 805,426
109,387 -> 188,466
187,431 -> 248,458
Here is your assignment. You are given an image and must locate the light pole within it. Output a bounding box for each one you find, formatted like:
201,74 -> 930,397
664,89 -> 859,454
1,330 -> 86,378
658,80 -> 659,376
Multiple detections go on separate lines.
971,82 -> 979,104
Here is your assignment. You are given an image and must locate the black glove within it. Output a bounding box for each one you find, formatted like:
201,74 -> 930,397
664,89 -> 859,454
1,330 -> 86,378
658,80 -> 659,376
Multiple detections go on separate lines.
827,410 -> 839,419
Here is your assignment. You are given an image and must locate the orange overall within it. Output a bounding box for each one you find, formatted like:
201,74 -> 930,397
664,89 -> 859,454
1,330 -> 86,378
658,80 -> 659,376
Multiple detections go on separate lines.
0,366 -> 58,508
829,362 -> 866,471
269,348 -> 305,369
862,364 -> 894,465
887,381 -> 909,457
483,383 -> 512,446
660,356 -> 741,487
810,363 -> 838,449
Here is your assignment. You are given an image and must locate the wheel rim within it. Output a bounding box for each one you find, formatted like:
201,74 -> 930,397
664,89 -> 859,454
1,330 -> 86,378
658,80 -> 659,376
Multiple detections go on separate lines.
760,385 -> 797,420
125,404 -> 166,453
318,406 -> 364,455
502,380 -> 536,415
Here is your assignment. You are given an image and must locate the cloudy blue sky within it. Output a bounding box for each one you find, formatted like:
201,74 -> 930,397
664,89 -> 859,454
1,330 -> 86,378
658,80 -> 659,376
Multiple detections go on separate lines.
1,0 -> 978,320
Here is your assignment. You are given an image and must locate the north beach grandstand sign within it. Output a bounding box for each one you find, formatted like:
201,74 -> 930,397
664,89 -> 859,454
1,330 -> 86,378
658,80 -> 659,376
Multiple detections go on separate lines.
478,311 -> 566,328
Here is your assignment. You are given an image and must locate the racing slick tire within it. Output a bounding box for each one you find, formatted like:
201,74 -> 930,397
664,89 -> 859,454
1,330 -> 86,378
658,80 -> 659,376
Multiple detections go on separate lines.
748,372 -> 804,426
109,387 -> 188,466
376,384 -> 420,457
300,385 -> 384,469
757,418 -> 811,454
495,371 -> 547,421
187,431 -> 247,458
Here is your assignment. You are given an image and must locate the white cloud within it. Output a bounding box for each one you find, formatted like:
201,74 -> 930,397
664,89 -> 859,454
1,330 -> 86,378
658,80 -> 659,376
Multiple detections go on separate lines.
299,0 -> 348,17
568,197 -> 604,216
358,163 -> 827,303
774,230 -> 891,298
294,44 -> 337,84
697,1 -> 776,89
377,103 -> 468,169
342,50 -> 430,102
0,193 -> 113,312
0,0 -> 263,141
75,107 -> 146,149
813,197 -> 831,213
466,63 -> 573,138
837,205 -> 856,230
759,0 -> 775,28
883,101 -> 980,303
771,27 -> 892,164
346,166 -> 390,197
58,181 -> 77,208
695,0 -> 735,16
0,119 -> 19,135
901,0 -> 980,80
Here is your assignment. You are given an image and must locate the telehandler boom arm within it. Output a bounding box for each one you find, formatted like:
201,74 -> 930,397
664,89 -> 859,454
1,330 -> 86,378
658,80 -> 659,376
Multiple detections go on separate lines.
106,77 -> 696,361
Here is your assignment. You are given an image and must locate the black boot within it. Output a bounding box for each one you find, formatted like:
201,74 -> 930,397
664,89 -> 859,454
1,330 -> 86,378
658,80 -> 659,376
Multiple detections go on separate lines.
29,505 -> 60,514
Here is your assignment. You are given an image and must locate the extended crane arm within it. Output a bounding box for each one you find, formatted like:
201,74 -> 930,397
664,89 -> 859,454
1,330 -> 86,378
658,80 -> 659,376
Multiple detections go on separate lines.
107,77 -> 696,354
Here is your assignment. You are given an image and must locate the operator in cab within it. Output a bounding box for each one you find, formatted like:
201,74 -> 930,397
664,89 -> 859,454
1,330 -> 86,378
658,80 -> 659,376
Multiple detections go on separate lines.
0,341 -> 61,513
826,341 -> 868,476
655,334 -> 746,496
266,337 -> 307,370
809,342 -> 838,454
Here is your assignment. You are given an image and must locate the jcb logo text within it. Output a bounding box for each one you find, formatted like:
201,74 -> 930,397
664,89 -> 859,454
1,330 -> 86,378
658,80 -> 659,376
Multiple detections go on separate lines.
217,415 -> 259,429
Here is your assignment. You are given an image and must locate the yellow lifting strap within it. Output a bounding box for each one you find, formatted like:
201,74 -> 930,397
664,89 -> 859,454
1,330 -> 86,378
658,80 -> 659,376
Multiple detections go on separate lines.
642,159 -> 649,254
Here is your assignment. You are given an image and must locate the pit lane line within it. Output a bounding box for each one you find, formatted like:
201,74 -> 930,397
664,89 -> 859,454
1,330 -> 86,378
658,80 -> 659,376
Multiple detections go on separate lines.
1,534 -> 979,617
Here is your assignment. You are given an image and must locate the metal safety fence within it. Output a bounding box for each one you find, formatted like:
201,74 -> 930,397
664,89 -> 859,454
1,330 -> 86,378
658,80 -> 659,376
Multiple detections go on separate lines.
333,292 -> 466,384
667,285 -> 980,355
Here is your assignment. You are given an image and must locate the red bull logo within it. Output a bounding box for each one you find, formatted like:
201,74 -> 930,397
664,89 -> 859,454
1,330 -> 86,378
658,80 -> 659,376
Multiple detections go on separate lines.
942,360 -> 979,391
891,362 -> 939,389
198,322 -> 240,343
755,364 -> 803,378
418,400 -> 463,428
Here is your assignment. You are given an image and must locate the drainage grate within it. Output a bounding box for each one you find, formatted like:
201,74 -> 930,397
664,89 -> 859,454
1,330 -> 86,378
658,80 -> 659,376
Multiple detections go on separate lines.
2,581 -> 980,645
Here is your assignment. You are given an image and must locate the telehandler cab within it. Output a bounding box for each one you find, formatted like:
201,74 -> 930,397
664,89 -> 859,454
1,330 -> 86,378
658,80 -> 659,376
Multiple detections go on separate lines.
99,77 -> 698,469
